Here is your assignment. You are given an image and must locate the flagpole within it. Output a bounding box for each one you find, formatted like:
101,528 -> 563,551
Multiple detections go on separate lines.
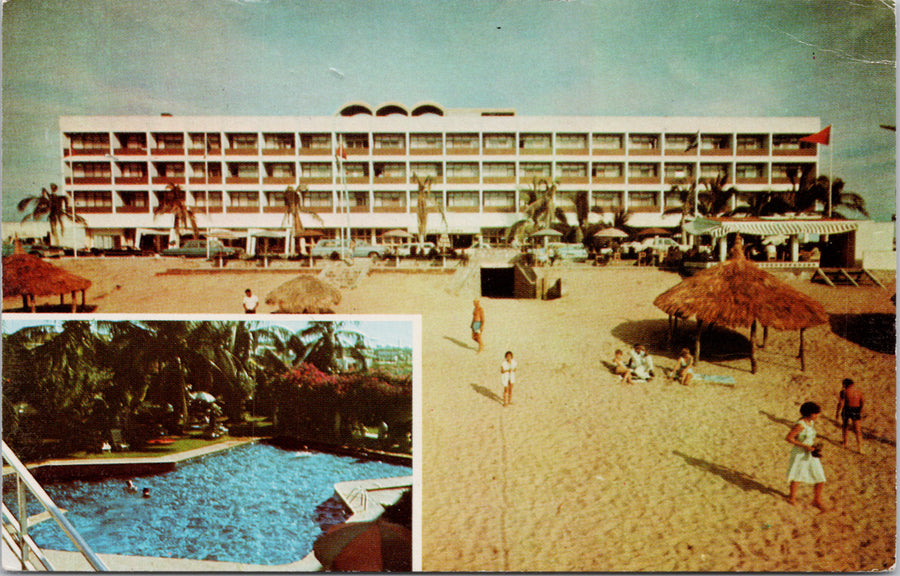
827,126 -> 834,219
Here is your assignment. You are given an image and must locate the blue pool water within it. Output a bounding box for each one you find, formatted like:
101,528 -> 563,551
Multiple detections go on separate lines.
20,443 -> 410,565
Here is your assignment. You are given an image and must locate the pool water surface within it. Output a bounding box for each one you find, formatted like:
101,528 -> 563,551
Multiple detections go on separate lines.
22,442 -> 410,565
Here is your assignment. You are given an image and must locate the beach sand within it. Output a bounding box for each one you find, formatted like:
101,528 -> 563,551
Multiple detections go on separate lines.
5,257 -> 896,571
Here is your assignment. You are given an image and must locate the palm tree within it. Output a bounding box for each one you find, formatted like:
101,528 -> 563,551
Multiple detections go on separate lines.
296,321 -> 369,374
153,183 -> 198,241
281,184 -> 324,255
781,167 -> 868,218
413,174 -> 447,244
696,171 -> 737,217
17,183 -> 86,245
565,191 -> 606,244
505,177 -> 568,244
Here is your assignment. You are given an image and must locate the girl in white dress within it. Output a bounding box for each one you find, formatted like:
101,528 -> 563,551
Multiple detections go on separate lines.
501,351 -> 517,407
785,402 -> 827,510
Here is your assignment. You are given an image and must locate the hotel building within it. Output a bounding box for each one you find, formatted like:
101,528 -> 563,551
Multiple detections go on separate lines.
59,102 -> 823,254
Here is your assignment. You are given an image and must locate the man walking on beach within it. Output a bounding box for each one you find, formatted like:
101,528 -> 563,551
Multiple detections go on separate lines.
471,299 -> 485,353
836,378 -> 864,452
243,288 -> 259,314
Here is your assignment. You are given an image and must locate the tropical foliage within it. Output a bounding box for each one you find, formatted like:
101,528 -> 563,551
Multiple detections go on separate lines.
413,174 -> 447,244
153,183 -> 199,239
17,183 -> 87,245
281,184 -> 324,252
506,177 -> 568,243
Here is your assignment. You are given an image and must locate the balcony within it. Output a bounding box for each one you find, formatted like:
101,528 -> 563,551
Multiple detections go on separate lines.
628,148 -> 660,156
593,147 -> 625,156
482,146 -> 516,155
152,176 -> 186,185
114,147 -> 147,156
446,176 -> 479,184
736,147 -> 769,156
373,204 -> 406,213
628,176 -> 661,184
372,147 -> 406,156
74,206 -> 113,214
344,176 -> 370,184
225,147 -> 258,156
69,176 -> 112,185
410,147 -> 442,156
262,148 -> 296,156
226,176 -> 259,184
735,176 -> 769,184
772,147 -> 816,156
298,147 -> 332,156
448,205 -> 480,213
227,206 -> 260,213
195,205 -> 224,213
592,175 -> 625,184
117,205 -> 150,214
556,147 -> 589,156
374,176 -> 406,184
263,205 -> 288,213
151,147 -> 185,156
67,148 -> 110,157
483,176 -> 516,184
446,147 -> 479,156
299,176 -> 332,184
117,176 -> 148,185
700,147 -> 733,156
558,176 -> 589,184
262,177 -> 296,185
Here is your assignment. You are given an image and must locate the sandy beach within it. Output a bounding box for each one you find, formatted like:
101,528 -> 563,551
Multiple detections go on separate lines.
4,256 -> 896,571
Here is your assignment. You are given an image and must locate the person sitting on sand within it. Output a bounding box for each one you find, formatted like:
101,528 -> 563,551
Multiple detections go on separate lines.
628,344 -> 654,381
471,300 -> 485,354
672,348 -> 694,386
786,402 -> 827,510
613,349 -> 633,384
501,351 -> 517,406
835,378 -> 864,453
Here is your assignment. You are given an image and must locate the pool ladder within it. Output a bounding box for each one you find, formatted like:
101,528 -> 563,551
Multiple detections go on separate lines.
1,441 -> 108,571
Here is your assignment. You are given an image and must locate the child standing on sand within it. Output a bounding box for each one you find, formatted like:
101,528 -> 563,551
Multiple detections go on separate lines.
501,351 -> 517,407
785,402 -> 827,510
835,378 -> 864,453
613,349 -> 633,384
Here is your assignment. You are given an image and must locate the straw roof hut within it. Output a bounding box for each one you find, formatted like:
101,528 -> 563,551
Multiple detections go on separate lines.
3,249 -> 92,312
653,237 -> 827,372
265,275 -> 341,314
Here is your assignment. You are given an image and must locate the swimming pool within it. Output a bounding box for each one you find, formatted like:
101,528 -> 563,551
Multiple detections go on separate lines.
19,442 -> 410,565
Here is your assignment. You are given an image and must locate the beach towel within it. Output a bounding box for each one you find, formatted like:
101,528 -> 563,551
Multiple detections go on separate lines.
695,374 -> 737,384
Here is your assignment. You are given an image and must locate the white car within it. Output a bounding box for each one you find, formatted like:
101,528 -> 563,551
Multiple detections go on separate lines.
394,242 -> 438,258
625,236 -> 688,255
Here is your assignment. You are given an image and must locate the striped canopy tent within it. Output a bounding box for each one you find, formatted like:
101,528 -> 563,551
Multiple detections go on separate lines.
3,245 -> 92,312
653,236 -> 828,373
683,216 -> 859,238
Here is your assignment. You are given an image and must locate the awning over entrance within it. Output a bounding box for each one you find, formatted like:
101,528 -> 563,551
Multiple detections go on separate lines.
684,217 -> 859,239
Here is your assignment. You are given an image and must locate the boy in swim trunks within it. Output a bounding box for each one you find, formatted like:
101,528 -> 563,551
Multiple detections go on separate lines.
471,299 -> 485,354
835,378 -> 864,453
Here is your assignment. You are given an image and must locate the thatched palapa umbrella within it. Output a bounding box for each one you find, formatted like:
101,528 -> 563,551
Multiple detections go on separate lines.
265,275 -> 341,314
3,245 -> 92,312
653,237 -> 827,373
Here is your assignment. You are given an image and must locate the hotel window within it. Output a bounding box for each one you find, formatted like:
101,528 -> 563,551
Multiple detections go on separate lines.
73,162 -> 111,178
664,191 -> 685,209
341,134 -> 369,150
343,163 -> 369,178
736,164 -> 765,179
629,192 -> 658,208
120,163 -> 146,177
300,134 -> 331,149
337,192 -> 369,209
628,163 -> 658,177
206,134 -> 221,150
264,134 -> 294,149
410,191 -> 444,208
737,135 -> 766,151
373,134 -> 405,149
229,163 -> 258,178
629,134 -> 659,150
301,163 -> 332,178
154,133 -> 184,148
447,163 -> 479,178
229,134 -> 258,148
519,162 -> 551,178
265,163 -> 295,178
701,134 -> 732,150
445,133 -> 479,149
699,164 -> 728,179
195,191 -> 223,207
483,134 -> 515,149
207,163 -> 222,178
266,192 -> 286,205
592,191 -> 623,209
665,134 -> 694,150
519,134 -> 551,150
410,163 -> 442,179
664,164 -> 693,179
483,163 -> 515,178
374,163 -> 406,178
772,135 -> 801,150
157,163 -> 185,177
70,133 -> 109,150
483,191 -> 515,209
374,192 -> 405,208
556,133 -> 587,149
447,191 -> 480,208
592,134 -> 623,149
120,191 -> 148,207
556,163 -> 587,178
117,133 -> 145,150
410,133 -> 442,149
75,191 -> 111,208
189,133 -> 206,150
229,191 -> 259,207
592,163 -> 623,178
771,164 -> 810,179
303,192 -> 332,208
190,162 -> 206,177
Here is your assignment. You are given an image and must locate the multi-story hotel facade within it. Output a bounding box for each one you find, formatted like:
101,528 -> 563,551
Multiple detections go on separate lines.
59,102 -> 823,254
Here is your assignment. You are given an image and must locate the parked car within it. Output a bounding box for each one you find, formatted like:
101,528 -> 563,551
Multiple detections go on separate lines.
547,242 -> 589,262
310,239 -> 389,261
2,242 -> 63,258
459,239 -> 492,258
162,239 -> 241,258
623,236 -> 688,256
394,242 -> 438,258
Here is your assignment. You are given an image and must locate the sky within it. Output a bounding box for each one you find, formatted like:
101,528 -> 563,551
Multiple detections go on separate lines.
0,316 -> 415,348
2,0 -> 896,221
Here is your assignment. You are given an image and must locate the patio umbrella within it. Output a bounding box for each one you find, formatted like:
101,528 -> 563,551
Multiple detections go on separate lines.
191,391 -> 217,404
3,243 -> 92,312
381,229 -> 413,239
653,236 -> 827,372
530,228 -> 563,249
313,519 -> 412,572
636,227 -> 672,237
265,275 -> 341,314
593,228 -> 629,238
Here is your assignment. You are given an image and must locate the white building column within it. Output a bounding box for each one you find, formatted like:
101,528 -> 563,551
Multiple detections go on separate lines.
790,235 -> 800,262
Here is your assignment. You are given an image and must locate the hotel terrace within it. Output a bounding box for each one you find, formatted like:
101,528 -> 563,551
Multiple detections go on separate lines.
59,102 -> 823,254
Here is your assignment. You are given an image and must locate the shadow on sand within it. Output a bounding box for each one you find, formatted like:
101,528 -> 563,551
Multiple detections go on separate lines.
470,383 -> 503,405
444,335 -> 476,351
2,304 -> 98,314
673,450 -> 788,500
610,319 -> 752,363
759,410 -> 842,450
829,313 -> 895,355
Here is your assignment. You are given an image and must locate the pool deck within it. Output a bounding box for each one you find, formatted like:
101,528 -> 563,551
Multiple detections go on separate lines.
335,475 -> 413,521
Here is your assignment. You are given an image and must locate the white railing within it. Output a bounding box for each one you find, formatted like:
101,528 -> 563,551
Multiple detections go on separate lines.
2,442 -> 108,571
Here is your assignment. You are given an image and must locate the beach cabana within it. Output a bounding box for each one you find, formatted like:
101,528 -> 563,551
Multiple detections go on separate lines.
3,249 -> 92,312
265,275 -> 341,313
653,237 -> 828,373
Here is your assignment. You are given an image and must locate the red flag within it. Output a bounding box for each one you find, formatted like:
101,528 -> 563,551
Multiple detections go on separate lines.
335,145 -> 347,160
799,126 -> 831,145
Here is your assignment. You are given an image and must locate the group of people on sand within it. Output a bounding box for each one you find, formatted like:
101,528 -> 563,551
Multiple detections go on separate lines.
470,300 -> 515,407
612,344 -> 693,386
